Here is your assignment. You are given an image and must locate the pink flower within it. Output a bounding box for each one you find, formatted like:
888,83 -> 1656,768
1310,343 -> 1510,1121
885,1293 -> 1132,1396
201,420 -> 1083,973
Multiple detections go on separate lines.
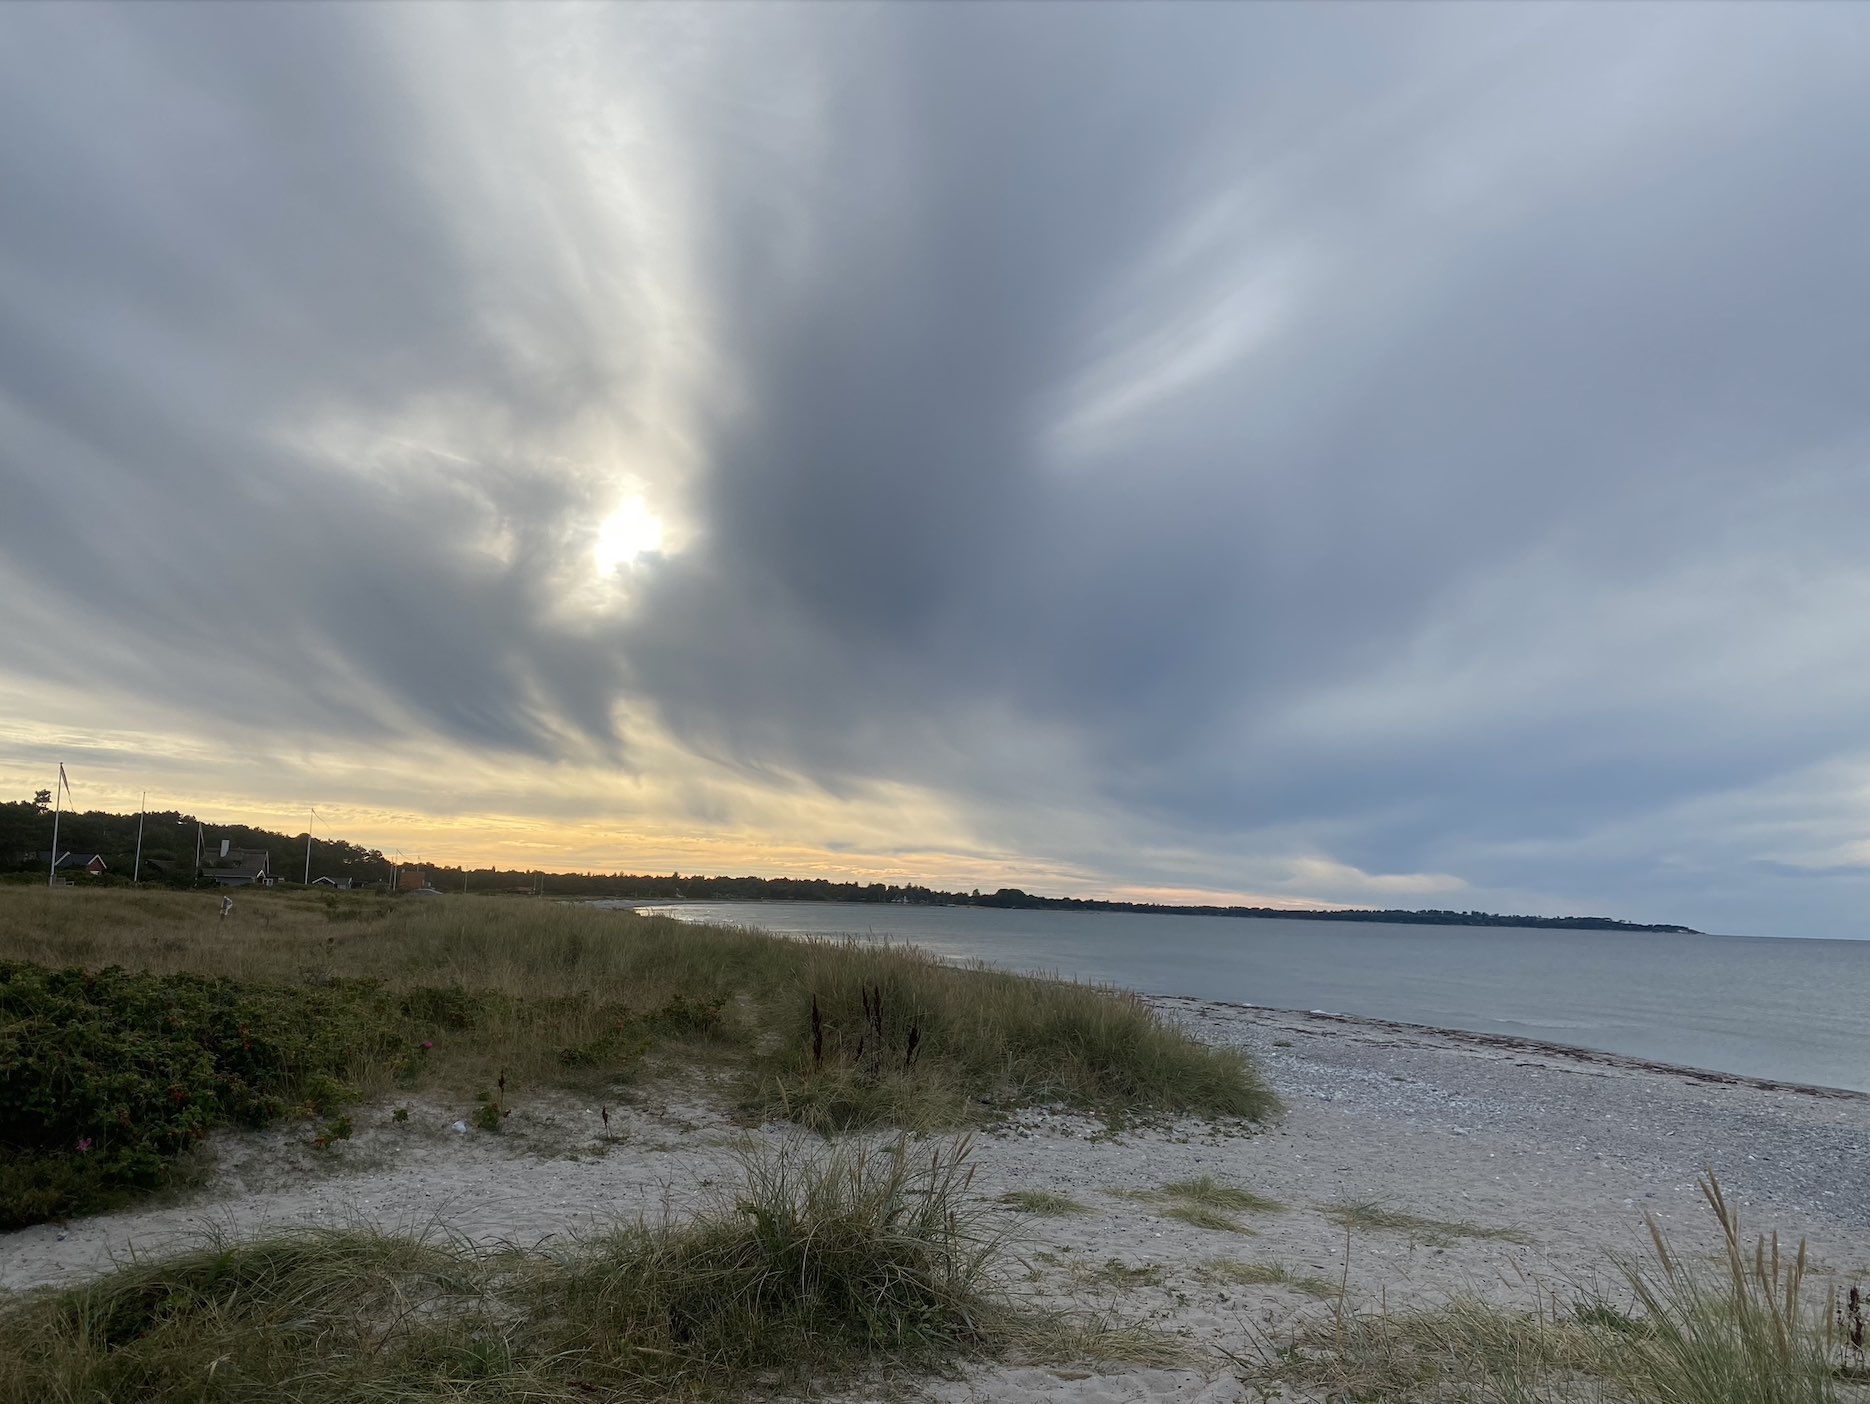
75,1138 -> 93,1152
420,1041 -> 434,1051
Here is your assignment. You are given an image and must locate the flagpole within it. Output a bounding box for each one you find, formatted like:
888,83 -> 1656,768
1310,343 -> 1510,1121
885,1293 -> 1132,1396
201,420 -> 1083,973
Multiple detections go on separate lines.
47,766 -> 62,889
304,807 -> 317,886
134,792 -> 146,885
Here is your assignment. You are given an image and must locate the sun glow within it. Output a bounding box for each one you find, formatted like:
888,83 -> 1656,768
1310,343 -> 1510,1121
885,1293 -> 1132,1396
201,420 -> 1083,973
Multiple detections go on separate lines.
593,498 -> 665,574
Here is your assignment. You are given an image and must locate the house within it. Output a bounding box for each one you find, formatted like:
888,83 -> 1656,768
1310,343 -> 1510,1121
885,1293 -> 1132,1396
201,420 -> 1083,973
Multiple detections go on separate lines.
33,851 -> 108,877
397,868 -> 430,893
310,875 -> 355,890
203,845 -> 272,887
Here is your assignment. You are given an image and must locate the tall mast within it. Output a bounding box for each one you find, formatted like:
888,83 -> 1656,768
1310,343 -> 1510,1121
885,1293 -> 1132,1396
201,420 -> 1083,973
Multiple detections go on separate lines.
47,765 -> 63,889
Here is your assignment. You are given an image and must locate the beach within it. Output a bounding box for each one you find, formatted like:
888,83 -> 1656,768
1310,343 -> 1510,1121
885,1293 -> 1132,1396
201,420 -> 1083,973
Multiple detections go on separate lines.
8,997 -> 1866,1399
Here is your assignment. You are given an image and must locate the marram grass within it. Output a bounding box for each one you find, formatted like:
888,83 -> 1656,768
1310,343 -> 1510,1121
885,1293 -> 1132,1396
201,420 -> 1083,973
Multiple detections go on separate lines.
1250,1174 -> 1864,1404
0,1137 -> 1167,1403
0,886 -> 1277,1225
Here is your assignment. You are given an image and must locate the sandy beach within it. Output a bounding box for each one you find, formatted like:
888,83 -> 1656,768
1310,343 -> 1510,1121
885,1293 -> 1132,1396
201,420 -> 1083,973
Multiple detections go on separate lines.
7,999 -> 1867,1400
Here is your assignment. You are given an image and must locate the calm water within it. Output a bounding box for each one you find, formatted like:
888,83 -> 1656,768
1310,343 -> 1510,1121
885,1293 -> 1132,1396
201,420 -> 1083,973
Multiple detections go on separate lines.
619,901 -> 1870,1093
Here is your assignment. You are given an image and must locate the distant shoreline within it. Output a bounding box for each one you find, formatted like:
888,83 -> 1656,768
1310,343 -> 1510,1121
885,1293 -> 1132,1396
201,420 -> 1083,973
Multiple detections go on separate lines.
618,893 -> 1700,934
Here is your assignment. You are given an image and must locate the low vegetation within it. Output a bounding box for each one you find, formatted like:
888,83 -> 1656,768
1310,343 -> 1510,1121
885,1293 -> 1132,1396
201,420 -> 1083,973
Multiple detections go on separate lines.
1112,1174 -> 1286,1234
0,962 -> 403,1228
1318,1197 -> 1534,1246
1163,1203 -> 1250,1233
0,886 -> 1276,1226
1250,1176 -> 1868,1404
1160,1175 -> 1286,1214
1201,1258 -> 1340,1299
999,1190 -> 1090,1216
0,1137 -> 1156,1403
1070,1258 -> 1168,1293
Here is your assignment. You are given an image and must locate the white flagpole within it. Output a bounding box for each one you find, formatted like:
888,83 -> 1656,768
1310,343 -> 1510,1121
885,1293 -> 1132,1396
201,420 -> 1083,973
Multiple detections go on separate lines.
47,769 -> 61,888
134,791 -> 146,885
47,763 -> 71,888
304,807 -> 317,886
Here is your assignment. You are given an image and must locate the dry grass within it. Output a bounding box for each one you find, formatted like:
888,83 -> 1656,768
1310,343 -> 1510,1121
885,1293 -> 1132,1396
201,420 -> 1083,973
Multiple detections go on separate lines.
0,887 -> 1278,1225
1319,1197 -> 1535,1246
1613,1174 -> 1854,1403
1250,1175 -> 1866,1404
1113,1174 -> 1285,1235
1068,1258 -> 1168,1293
998,1190 -> 1090,1216
1201,1258 -> 1340,1299
0,886 -> 1275,1117
1249,1291 -> 1613,1402
1160,1175 -> 1286,1214
1163,1203 -> 1251,1233
0,1137 -> 1166,1402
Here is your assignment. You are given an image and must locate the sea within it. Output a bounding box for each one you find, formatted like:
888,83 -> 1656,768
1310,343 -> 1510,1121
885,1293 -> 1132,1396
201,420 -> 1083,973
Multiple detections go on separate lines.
616,901 -> 1870,1095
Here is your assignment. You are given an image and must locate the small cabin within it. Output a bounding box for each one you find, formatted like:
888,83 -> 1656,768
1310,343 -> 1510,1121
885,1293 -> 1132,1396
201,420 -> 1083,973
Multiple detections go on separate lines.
35,851 -> 108,877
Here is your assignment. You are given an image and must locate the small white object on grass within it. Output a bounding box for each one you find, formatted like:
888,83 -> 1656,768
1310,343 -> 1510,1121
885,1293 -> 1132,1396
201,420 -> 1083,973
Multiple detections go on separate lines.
451,1121 -> 468,1134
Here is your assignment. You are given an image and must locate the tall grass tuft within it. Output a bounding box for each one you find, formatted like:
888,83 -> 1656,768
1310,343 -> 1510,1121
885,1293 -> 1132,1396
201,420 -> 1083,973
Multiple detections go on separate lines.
548,1136 -> 1000,1383
1617,1173 -> 1841,1404
0,1227 -> 489,1403
760,938 -> 1278,1131
1249,1291 -> 1607,1402
1252,1173 -> 1861,1404
0,1138 -> 1057,1402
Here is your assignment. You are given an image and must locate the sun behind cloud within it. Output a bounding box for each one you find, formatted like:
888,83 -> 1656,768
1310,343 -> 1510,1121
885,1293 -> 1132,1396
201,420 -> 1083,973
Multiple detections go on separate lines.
593,498 -> 665,575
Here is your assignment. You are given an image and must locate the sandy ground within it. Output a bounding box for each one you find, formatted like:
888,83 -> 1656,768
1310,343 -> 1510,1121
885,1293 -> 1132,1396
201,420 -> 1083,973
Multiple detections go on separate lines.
6,1000 -> 1868,1402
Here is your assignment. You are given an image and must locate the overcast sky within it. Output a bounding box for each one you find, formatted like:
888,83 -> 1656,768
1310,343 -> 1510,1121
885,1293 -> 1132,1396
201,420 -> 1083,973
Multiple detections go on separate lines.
3,3 -> 1869,935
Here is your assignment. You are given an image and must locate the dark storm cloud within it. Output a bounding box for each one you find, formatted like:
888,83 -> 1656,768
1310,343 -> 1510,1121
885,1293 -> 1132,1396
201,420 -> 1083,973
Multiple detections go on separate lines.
622,4 -> 1870,927
3,3 -> 1870,931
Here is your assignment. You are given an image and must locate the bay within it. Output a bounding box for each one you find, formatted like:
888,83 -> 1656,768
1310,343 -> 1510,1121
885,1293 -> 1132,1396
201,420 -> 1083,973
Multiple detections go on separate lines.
618,900 -> 1870,1094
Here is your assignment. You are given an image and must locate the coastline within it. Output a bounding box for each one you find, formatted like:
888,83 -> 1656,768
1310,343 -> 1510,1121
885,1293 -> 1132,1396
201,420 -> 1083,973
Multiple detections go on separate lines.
8,996 -> 1865,1316
621,900 -> 1869,1097
1170,997 -> 1870,1101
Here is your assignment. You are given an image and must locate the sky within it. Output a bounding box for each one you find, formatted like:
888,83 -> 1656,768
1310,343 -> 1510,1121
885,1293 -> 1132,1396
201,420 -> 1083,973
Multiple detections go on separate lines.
2,3 -> 1869,937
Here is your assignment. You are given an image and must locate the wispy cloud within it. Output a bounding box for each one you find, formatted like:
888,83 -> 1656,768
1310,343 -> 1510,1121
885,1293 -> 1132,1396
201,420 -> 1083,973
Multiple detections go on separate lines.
3,4 -> 1869,933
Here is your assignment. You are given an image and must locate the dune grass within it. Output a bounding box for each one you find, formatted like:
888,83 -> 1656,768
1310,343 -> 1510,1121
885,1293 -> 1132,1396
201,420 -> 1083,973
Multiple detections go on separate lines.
1162,1203 -> 1250,1233
0,1137 -> 1154,1403
1112,1175 -> 1285,1235
1201,1258 -> 1339,1299
999,1190 -> 1090,1216
1318,1197 -> 1534,1246
0,887 -> 1277,1225
1070,1259 -> 1168,1293
1612,1174 -> 1855,1404
1251,1175 -> 1864,1404
1160,1175 -> 1286,1214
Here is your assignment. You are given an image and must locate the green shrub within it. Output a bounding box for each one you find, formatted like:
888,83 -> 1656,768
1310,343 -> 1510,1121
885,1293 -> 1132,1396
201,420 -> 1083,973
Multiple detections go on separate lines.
395,985 -> 485,1030
555,1013 -> 653,1071
0,962 -> 401,1226
469,1095 -> 504,1133
653,991 -> 726,1035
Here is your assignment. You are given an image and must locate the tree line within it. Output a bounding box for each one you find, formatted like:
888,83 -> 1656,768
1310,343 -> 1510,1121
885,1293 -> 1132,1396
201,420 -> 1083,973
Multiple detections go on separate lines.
0,795 -> 1700,931
0,797 -> 387,887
